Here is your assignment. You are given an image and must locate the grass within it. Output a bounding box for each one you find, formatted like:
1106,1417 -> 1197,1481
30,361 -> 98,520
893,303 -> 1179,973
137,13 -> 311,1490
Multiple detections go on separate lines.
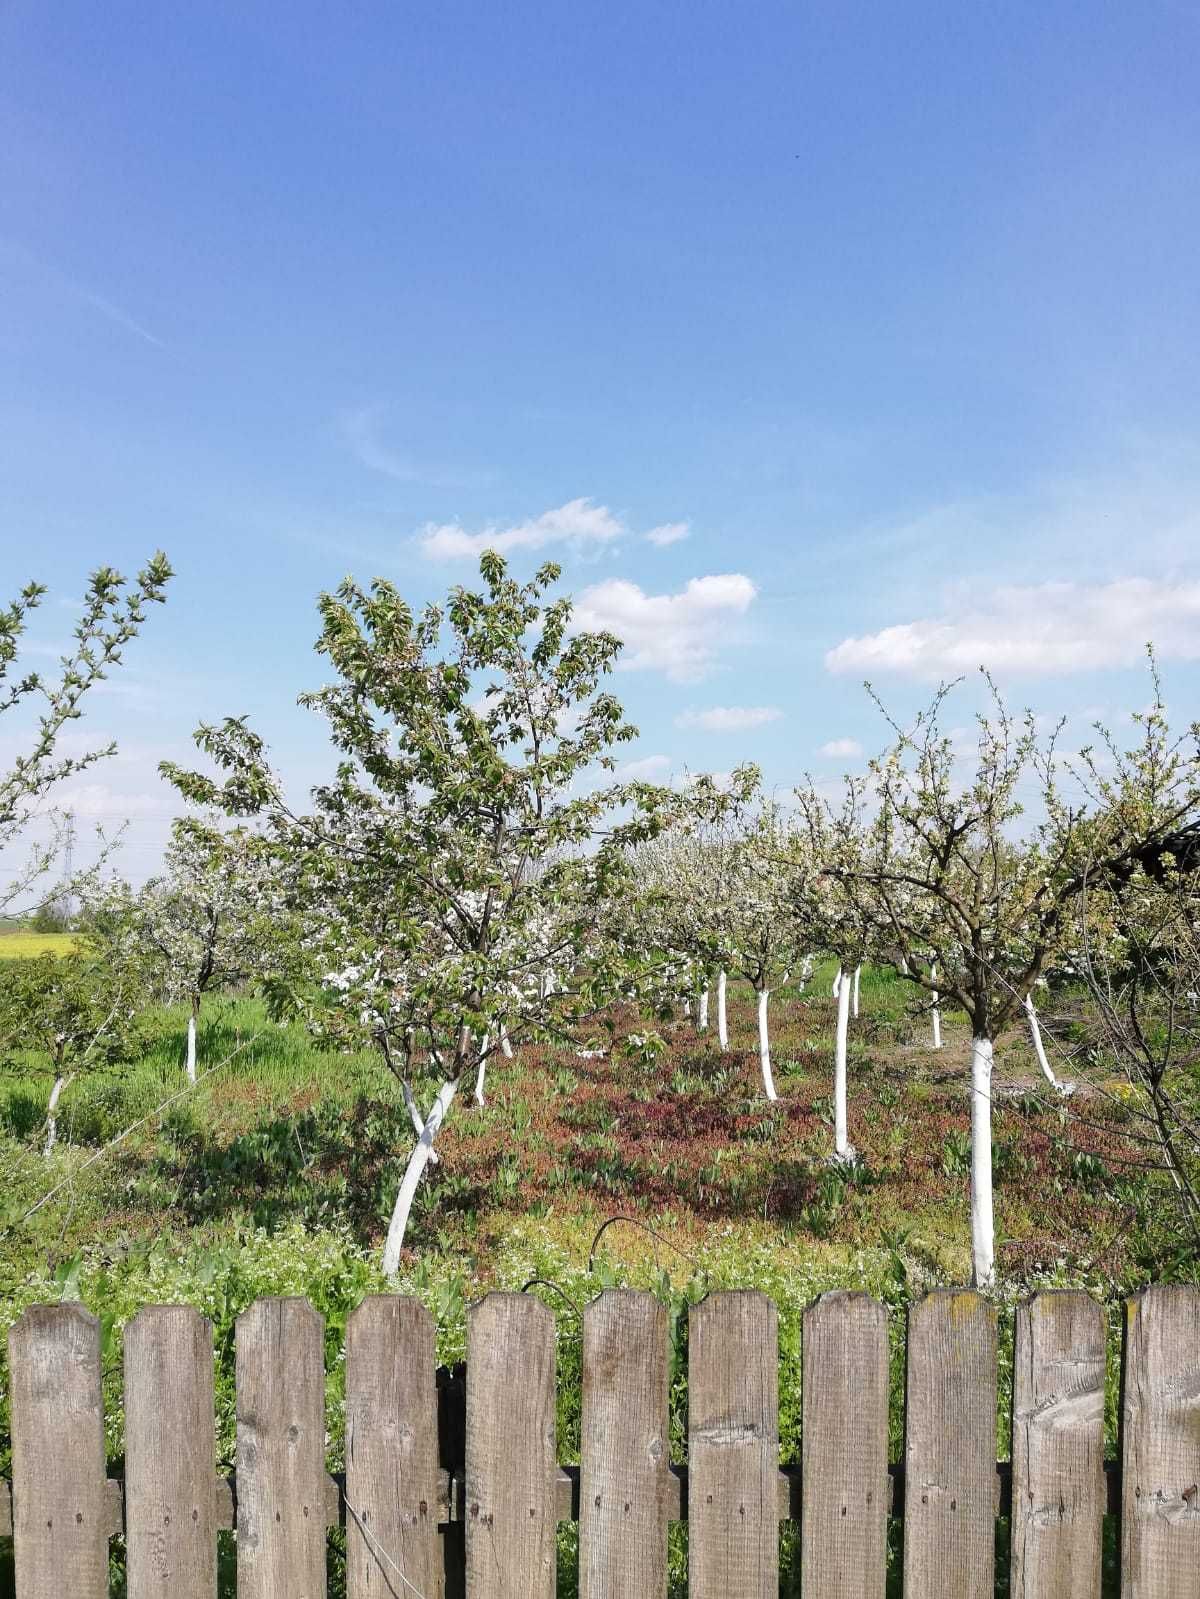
0,961 -> 1173,1597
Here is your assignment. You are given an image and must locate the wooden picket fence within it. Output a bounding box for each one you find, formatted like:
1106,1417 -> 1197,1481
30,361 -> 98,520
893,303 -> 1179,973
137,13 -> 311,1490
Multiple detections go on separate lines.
2,1284 -> 1199,1596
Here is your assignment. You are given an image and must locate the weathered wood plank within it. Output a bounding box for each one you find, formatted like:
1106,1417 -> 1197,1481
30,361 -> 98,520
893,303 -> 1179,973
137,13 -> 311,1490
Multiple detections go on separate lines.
344,1296 -> 440,1599
124,1305 -> 217,1598
235,1297 -> 327,1599
688,1291 -> 778,1599
463,1293 -> 557,1599
1121,1283 -> 1200,1596
8,1303 -> 108,1599
580,1289 -> 671,1599
903,1289 -> 996,1599
1010,1291 -> 1105,1599
801,1291 -> 889,1599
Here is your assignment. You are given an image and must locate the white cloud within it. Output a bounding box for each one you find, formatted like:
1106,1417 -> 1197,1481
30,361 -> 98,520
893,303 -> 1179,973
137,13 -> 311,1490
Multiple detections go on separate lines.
616,754 -> 672,779
55,783 -> 174,819
676,705 -> 782,733
574,574 -> 758,683
645,521 -> 690,547
826,578 -> 1200,679
818,737 -> 864,758
419,497 -> 626,561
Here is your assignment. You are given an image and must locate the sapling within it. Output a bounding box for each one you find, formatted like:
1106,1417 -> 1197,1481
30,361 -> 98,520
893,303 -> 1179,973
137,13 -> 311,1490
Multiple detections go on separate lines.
800,675 -> 1091,1287
0,951 -> 148,1156
85,818 -> 276,1083
163,554 -> 669,1272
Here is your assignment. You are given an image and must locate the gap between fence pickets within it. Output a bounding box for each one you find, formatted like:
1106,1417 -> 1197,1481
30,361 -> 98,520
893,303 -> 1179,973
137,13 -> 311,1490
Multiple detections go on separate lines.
0,1459 -> 1124,1540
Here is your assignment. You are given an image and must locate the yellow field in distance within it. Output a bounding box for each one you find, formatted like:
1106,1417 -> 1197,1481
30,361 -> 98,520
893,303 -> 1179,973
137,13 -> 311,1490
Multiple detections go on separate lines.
0,932 -> 78,959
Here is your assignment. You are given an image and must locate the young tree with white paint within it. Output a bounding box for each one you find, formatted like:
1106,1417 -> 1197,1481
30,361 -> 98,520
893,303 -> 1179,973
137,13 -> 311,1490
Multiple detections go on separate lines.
163,554 -> 668,1273
85,819 -> 278,1083
719,798 -> 818,1101
803,676 -> 1090,1287
0,950 -> 149,1156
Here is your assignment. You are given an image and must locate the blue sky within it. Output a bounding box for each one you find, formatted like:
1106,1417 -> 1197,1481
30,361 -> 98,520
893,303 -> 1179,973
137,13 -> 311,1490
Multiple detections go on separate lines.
2,2 -> 1199,882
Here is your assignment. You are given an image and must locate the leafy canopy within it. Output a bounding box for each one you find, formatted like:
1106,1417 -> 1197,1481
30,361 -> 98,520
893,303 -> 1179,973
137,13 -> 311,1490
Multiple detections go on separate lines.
162,554 -> 670,1079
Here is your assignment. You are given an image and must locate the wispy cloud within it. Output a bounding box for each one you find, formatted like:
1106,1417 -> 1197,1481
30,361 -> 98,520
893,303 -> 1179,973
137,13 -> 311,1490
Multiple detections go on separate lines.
818,737 -> 864,758
340,406 -> 428,484
645,521 -> 690,547
417,499 -> 693,561
420,497 -> 626,561
616,754 -> 672,779
826,577 -> 1200,679
676,705 -> 782,732
1,239 -> 164,348
574,573 -> 757,683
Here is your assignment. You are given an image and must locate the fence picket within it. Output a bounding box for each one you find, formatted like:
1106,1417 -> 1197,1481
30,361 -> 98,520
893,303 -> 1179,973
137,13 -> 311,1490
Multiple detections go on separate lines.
8,1303 -> 108,1599
7,1282 -> 1200,1596
345,1295 -> 440,1599
801,1291 -> 888,1599
124,1305 -> 217,1598
580,1289 -> 670,1599
688,1291 -> 778,1599
235,1296 -> 328,1599
1010,1291 -> 1105,1599
1121,1283 -> 1200,1596
903,1290 -> 996,1598
464,1293 -> 557,1599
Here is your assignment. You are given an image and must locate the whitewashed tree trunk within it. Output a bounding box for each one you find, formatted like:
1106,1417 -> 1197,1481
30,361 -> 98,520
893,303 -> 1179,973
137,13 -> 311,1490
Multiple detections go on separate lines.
382,1076 -> 458,1275
969,1035 -> 995,1289
185,1004 -> 198,1086
682,994 -> 692,1019
474,1035 -> 489,1107
401,1079 -> 439,1165
833,971 -> 855,1162
756,986 -> 777,1101
832,965 -> 843,999
499,1025 -> 514,1059
43,1072 -> 73,1158
852,964 -> 861,1019
1025,993 -> 1072,1094
717,969 -> 729,1051
931,961 -> 943,1050
698,983 -> 710,1031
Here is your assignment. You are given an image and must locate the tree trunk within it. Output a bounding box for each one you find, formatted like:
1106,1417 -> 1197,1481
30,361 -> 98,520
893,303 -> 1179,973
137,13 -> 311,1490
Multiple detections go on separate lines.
931,961 -> 942,1050
970,1035 -> 995,1289
833,970 -> 855,1162
756,986 -> 777,1101
698,982 -> 710,1031
852,964 -> 861,1019
474,1035 -> 489,1107
401,1079 -> 439,1166
832,965 -> 843,999
1025,993 -> 1072,1095
185,995 -> 200,1086
382,1076 -> 459,1275
499,1025 -> 514,1059
43,1072 -> 73,1158
717,969 -> 729,1051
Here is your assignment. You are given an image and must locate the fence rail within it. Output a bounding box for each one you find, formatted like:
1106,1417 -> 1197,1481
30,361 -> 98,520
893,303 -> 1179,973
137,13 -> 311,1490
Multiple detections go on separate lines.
3,1284 -> 1199,1597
